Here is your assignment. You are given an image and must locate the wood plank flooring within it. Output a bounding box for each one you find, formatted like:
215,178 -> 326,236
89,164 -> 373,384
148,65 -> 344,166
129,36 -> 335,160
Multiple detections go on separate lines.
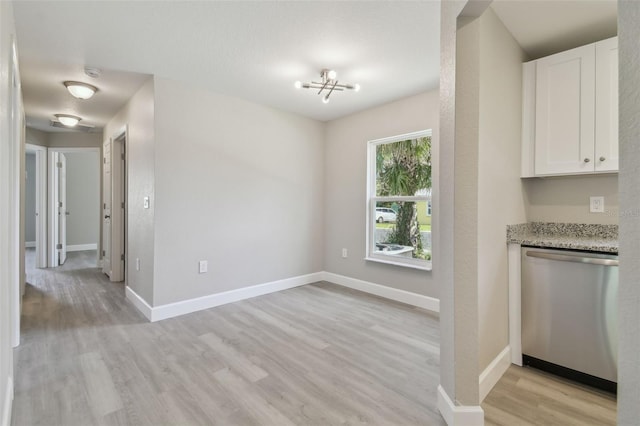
482,364 -> 617,426
13,250 -> 445,426
15,249 -> 618,425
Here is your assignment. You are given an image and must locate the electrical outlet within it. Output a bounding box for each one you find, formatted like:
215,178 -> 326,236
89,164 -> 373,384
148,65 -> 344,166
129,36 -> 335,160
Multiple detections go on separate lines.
590,196 -> 605,213
342,248 -> 348,258
135,258 -> 140,271
199,260 -> 208,274
143,196 -> 150,209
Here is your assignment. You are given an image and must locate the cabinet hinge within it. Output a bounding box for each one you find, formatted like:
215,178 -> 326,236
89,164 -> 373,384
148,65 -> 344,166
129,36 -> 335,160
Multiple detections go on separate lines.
56,244 -> 62,250
121,202 -> 125,209
56,161 -> 62,169
102,250 -> 106,257
121,153 -> 125,160
59,201 -> 63,208
121,254 -> 125,261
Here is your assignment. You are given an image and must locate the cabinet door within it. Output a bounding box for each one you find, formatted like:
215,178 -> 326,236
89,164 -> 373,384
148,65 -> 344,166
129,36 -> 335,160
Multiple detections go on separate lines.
534,44 -> 596,175
595,37 -> 618,173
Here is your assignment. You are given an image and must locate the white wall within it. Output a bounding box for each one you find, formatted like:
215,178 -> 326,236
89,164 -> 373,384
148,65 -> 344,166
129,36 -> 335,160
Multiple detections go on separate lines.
324,91 -> 439,297
64,152 -> 99,247
25,153 -> 36,243
477,6 -> 527,373
105,78 -> 155,305
0,1 -> 18,423
152,77 -> 325,306
617,2 -> 640,423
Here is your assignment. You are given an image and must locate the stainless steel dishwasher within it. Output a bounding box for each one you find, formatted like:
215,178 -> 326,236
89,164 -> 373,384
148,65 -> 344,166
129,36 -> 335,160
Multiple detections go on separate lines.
521,246 -> 618,392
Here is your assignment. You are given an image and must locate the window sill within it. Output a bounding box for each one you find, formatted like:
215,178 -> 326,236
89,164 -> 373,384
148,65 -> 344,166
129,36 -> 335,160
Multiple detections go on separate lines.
365,256 -> 432,271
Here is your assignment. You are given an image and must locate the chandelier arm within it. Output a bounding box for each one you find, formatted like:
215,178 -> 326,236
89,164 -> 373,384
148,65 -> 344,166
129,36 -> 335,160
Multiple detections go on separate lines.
317,80 -> 330,95
325,80 -> 338,99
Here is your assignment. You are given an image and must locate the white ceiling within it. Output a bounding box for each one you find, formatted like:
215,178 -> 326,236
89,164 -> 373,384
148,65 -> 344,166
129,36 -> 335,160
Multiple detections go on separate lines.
13,1 -> 618,134
20,58 -> 149,132
492,0 -> 617,60
13,1 -> 442,129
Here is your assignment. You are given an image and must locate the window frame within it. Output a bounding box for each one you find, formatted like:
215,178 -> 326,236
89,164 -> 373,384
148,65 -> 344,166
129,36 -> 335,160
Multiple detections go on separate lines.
365,129 -> 432,271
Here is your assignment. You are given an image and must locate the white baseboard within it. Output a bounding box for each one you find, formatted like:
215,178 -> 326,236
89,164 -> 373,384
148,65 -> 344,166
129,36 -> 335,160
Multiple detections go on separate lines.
127,272 -> 324,322
67,243 -> 98,252
25,241 -> 35,248
1,376 -> 13,426
322,272 -> 440,313
479,346 -> 511,402
125,287 -> 154,321
437,385 -> 484,426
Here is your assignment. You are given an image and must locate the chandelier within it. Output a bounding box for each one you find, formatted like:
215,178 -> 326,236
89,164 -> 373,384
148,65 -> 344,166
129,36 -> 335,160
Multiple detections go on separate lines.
295,69 -> 360,103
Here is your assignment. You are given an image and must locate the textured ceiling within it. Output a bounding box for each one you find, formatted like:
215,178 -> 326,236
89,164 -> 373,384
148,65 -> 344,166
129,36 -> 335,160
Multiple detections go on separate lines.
14,1 -> 618,133
13,1 -> 442,129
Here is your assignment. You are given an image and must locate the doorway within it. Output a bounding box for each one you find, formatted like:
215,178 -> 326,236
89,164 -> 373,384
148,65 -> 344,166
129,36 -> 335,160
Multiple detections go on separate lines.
47,147 -> 101,268
102,128 -> 127,282
24,144 -> 47,270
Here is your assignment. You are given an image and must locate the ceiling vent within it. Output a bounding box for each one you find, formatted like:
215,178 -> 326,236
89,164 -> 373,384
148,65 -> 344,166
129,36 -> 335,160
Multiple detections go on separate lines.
49,120 -> 97,133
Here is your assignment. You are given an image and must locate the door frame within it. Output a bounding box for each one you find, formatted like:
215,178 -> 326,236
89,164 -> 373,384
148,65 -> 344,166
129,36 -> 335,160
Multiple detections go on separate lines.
103,126 -> 127,282
25,143 -> 47,269
47,147 -> 100,267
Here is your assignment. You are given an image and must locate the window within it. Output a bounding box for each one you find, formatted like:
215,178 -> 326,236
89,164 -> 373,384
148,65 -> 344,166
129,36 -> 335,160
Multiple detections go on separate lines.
366,130 -> 432,270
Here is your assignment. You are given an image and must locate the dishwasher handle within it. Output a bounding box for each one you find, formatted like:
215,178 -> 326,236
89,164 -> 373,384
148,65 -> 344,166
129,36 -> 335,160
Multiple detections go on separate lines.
525,250 -> 618,267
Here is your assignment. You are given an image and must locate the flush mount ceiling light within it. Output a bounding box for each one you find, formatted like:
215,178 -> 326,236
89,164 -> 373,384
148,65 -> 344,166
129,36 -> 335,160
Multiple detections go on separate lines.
295,69 -> 360,104
64,81 -> 98,100
54,114 -> 82,127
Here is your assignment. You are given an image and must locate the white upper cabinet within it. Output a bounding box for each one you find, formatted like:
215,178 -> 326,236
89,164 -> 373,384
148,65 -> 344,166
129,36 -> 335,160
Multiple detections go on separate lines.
521,37 -> 618,177
595,37 -> 618,172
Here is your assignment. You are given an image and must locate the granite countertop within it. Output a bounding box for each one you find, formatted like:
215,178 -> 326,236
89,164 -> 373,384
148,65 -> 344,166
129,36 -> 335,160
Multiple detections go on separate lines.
507,222 -> 618,253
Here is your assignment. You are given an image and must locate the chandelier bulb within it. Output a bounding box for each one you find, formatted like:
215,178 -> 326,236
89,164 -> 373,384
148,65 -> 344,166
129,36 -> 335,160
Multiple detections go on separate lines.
294,81 -> 302,89
354,83 -> 361,92
327,69 -> 337,80
322,95 -> 330,104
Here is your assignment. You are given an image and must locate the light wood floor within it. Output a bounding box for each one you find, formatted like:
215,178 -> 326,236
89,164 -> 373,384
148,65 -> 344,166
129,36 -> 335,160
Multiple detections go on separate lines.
14,250 -> 445,425
15,249 -> 618,425
483,364 -> 616,426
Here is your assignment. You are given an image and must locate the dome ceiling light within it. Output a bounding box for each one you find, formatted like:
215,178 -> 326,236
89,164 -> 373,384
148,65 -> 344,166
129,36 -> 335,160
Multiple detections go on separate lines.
54,114 -> 82,127
294,69 -> 360,104
63,81 -> 98,100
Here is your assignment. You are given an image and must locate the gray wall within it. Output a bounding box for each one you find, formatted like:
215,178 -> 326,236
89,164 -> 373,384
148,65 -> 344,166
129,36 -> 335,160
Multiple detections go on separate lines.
25,127 -> 48,146
477,7 -> 528,374
324,91 -> 440,297
64,152 -> 100,247
618,1 -> 640,423
152,77 -> 325,306
48,132 -> 101,148
25,153 -> 36,242
523,175 -> 618,224
105,78 -> 155,305
438,0 -> 467,404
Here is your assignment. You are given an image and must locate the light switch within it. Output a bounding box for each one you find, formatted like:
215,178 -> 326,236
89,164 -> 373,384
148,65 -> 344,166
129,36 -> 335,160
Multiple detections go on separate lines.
590,196 -> 604,213
143,196 -> 150,209
199,260 -> 208,274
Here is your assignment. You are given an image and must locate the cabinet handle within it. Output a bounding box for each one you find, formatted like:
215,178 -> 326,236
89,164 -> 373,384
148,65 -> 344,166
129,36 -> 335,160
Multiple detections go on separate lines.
584,158 -> 591,163
600,156 -> 606,162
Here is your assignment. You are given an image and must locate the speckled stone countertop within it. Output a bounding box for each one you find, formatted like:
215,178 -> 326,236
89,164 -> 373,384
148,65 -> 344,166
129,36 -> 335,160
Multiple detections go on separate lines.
507,222 -> 618,253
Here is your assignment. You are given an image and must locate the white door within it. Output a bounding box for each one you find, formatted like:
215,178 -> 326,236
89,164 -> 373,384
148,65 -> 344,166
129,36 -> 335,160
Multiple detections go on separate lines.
102,141 -> 112,276
534,43 -> 596,175
58,153 -> 67,265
